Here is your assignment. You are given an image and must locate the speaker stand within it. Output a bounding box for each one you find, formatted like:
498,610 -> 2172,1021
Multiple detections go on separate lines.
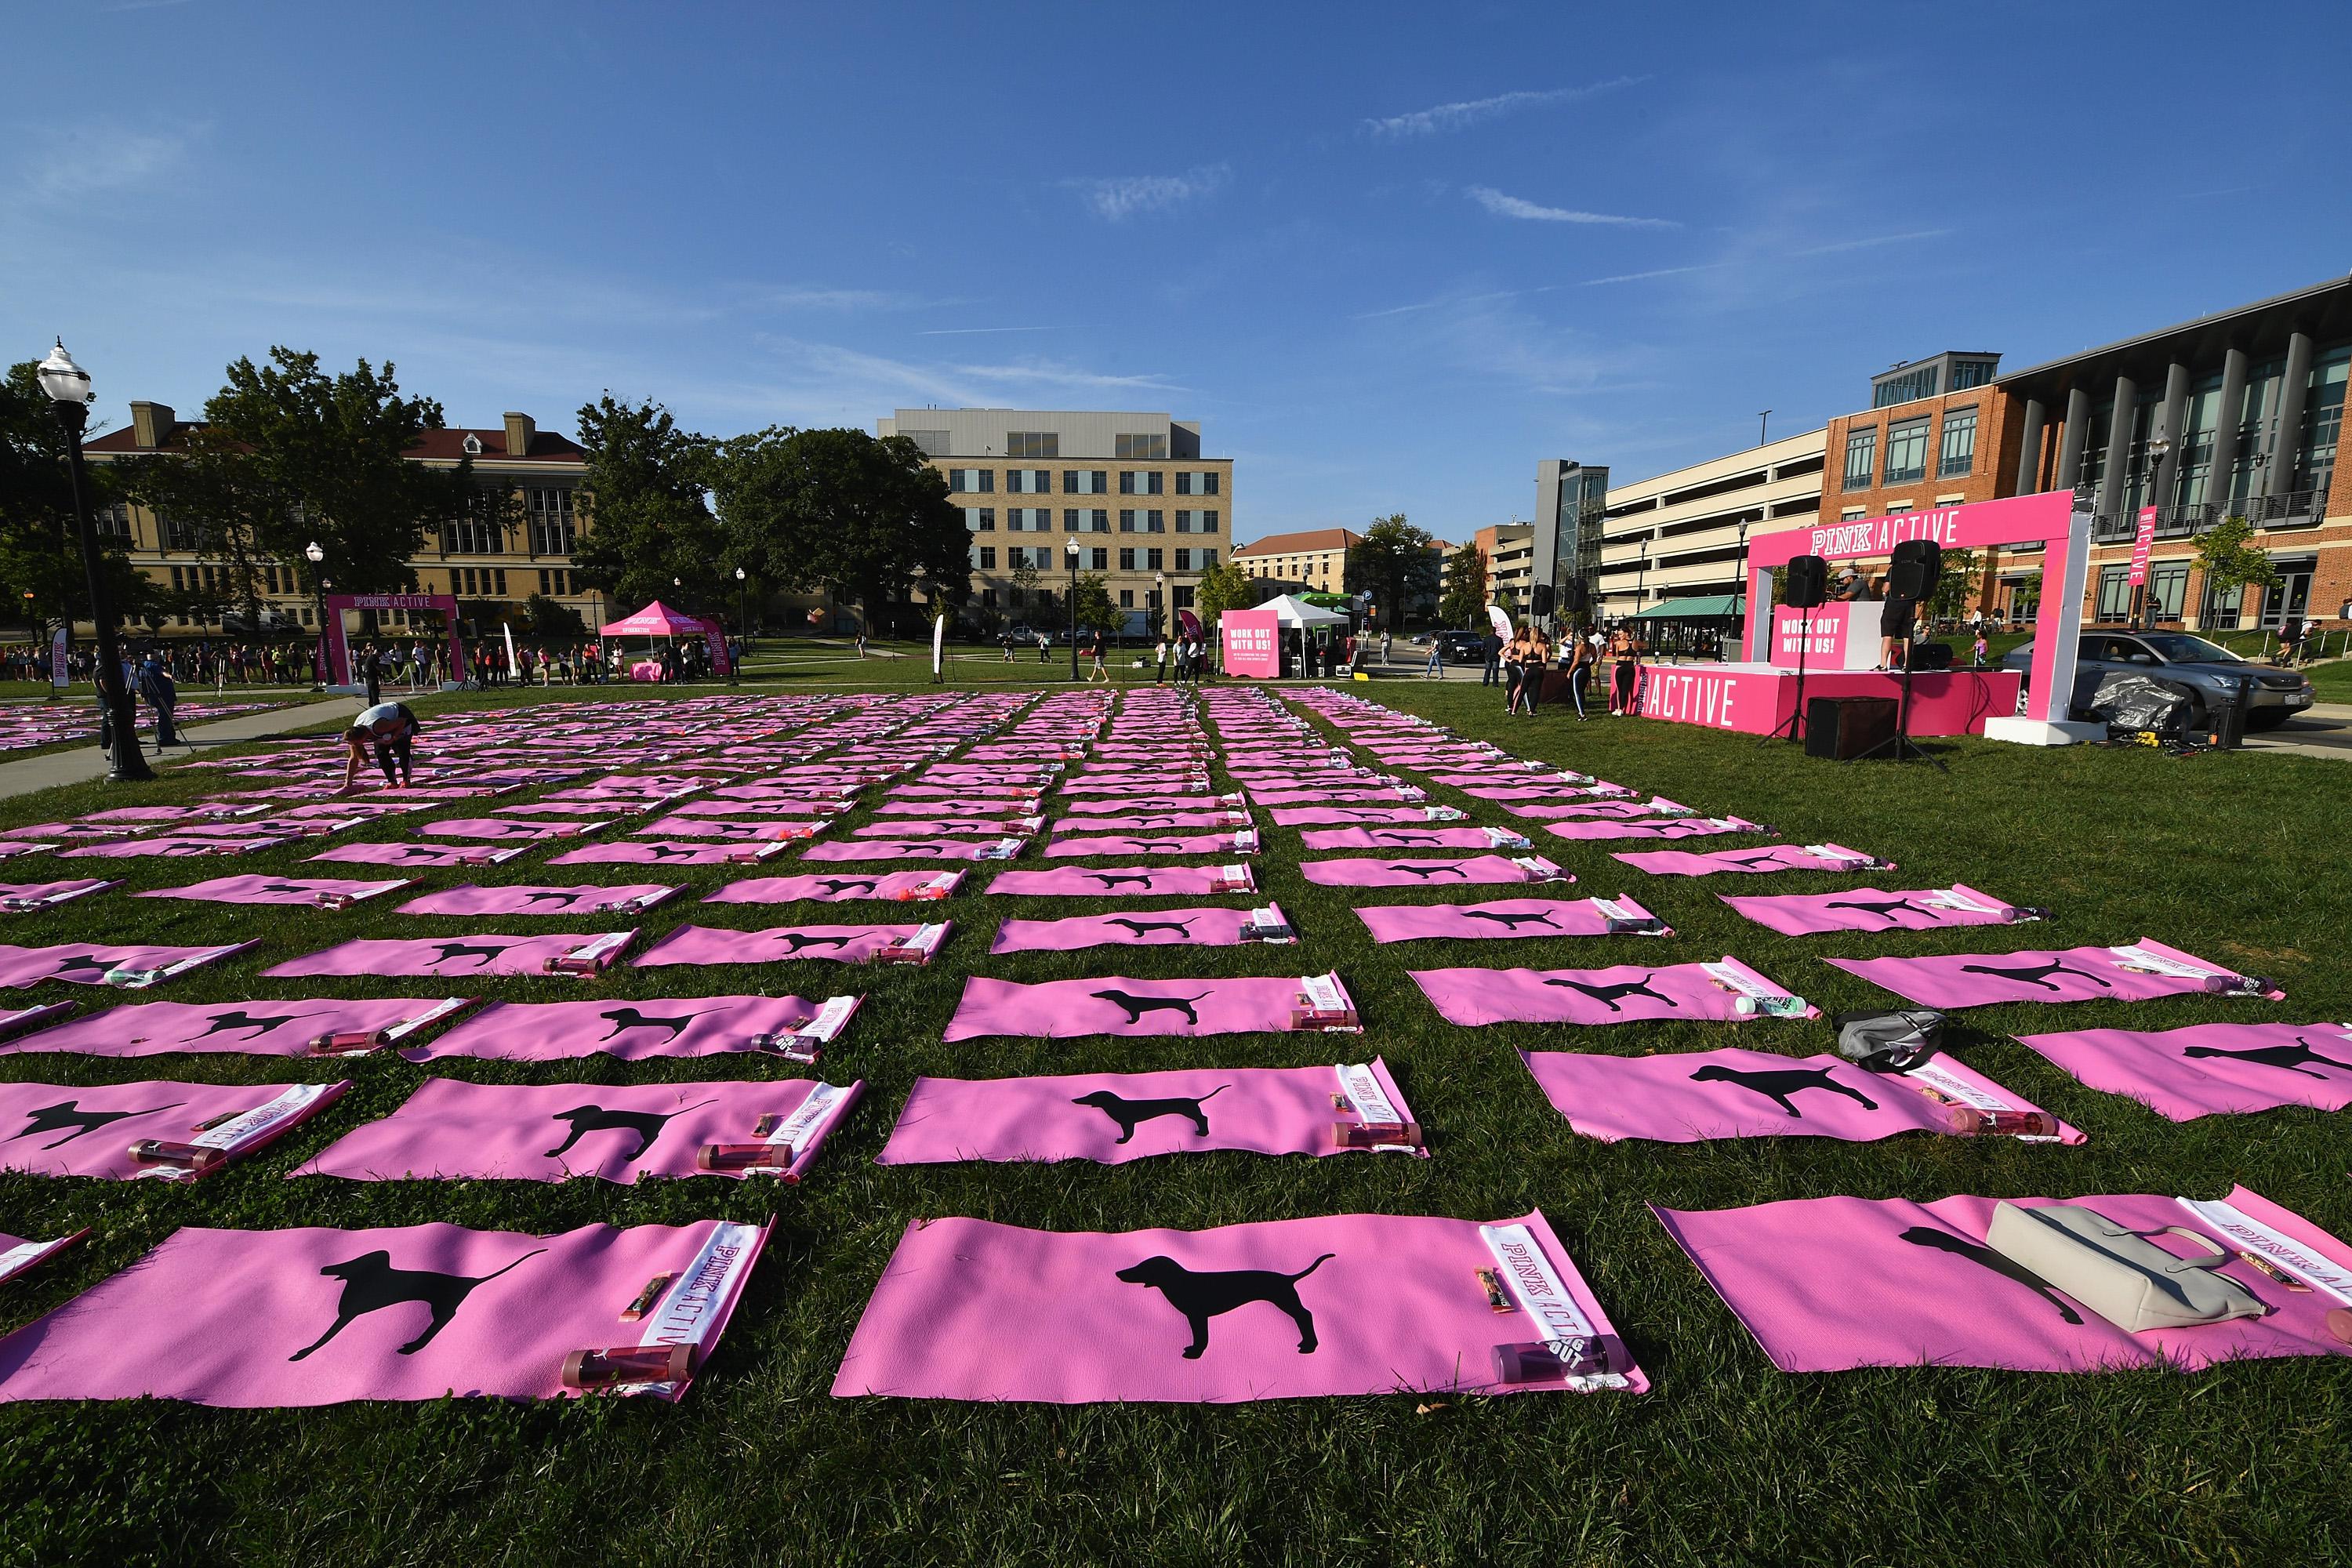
1847,651 -> 1947,771
1759,616 -> 1811,746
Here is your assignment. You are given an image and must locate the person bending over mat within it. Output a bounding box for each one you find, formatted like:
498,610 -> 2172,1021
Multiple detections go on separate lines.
338,701 -> 423,794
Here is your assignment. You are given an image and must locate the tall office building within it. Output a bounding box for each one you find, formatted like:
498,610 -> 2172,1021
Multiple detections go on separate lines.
877,408 -> 1234,637
1532,459 -> 1608,615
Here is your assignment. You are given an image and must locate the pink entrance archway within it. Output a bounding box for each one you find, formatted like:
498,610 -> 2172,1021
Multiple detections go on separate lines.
1743,488 -> 2100,745
321,593 -> 463,690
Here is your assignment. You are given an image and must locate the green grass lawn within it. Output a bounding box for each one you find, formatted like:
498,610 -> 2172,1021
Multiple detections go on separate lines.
2,678 -> 2349,1565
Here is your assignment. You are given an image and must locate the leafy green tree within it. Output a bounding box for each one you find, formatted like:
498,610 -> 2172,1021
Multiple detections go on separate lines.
1069,572 -> 1120,637
0,361 -> 154,631
525,593 -> 586,640
2194,514 -> 2279,625
1190,559 -> 1258,628
569,396 -> 725,613
1929,547 -> 1979,621
1344,513 -> 1439,627
708,426 -> 968,636
121,350 -> 465,633
1438,541 -> 1488,627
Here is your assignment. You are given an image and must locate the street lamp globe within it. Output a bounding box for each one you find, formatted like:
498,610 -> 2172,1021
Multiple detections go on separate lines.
1064,538 -> 1080,563
36,340 -> 92,407
305,541 -> 325,565
734,567 -> 746,581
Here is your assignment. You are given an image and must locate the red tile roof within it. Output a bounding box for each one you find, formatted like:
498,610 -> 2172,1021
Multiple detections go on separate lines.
82,423 -> 586,463
1233,527 -> 1361,557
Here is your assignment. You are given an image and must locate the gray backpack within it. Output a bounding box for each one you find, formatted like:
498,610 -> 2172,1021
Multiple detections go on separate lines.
1829,1008 -> 1944,1073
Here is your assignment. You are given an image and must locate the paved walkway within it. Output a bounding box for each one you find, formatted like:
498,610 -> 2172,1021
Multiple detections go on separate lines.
2242,702 -> 2352,761
0,696 -> 361,800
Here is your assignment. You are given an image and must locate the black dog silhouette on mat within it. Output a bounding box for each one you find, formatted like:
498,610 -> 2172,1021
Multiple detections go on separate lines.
191,1008 -> 336,1041
766,932 -> 850,956
1687,1064 -> 1878,1119
1383,862 -> 1465,880
6,1098 -> 185,1149
1824,898 -> 1927,924
543,1099 -> 716,1161
2183,1036 -> 2352,1080
1105,917 -> 1195,940
1897,1228 -> 2082,1324
517,890 -> 590,909
256,883 -> 323,895
642,846 -> 699,862
1071,1085 -> 1227,1142
1091,989 -> 1214,1026
814,879 -> 878,897
1723,852 -> 1797,869
1087,873 -> 1156,891
1117,1253 -> 1333,1358
1542,974 -> 1675,1013
426,941 -> 515,970
1462,909 -> 1561,932
1955,958 -> 2109,993
289,1248 -> 547,1360
594,1005 -> 735,1044
46,953 -> 113,980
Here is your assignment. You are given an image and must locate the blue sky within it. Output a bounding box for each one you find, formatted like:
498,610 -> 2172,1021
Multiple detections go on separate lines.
11,0 -> 2351,546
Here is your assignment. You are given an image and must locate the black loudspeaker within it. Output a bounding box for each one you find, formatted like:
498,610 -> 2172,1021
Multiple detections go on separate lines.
1563,577 -> 1589,613
1805,696 -> 1898,760
1784,554 -> 1829,609
1910,641 -> 1954,671
1532,583 -> 1555,618
1889,539 -> 1942,601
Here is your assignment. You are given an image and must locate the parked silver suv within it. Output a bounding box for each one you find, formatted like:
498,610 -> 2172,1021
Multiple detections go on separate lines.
2001,631 -> 2314,731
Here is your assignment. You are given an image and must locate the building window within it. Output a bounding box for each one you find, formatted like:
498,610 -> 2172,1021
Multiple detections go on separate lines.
1950,359 -> 1997,391
1007,508 -> 1050,532
162,513 -> 203,551
1006,469 -> 1052,494
2295,347 -> 2347,498
1174,471 -> 1220,495
964,507 -> 995,532
1115,433 -> 1168,460
528,488 -> 577,554
1199,548 -> 1216,567
1143,510 -> 1164,533
974,546 -> 996,570
1007,432 -> 1059,459
1842,428 -> 1877,491
1064,470 -> 1108,494
1937,406 -> 1978,479
949,467 -> 993,494
1873,367 -> 1940,408
1088,548 -> 1108,570
1174,586 -> 1196,608
1145,548 -> 1163,570
1119,510 -> 1138,533
1119,548 -> 1137,571
1063,508 -> 1109,532
1883,418 -> 1929,485
2094,564 -> 2132,622
980,588 -> 997,607
1118,470 -> 1163,495
446,491 -> 504,554
96,502 -> 133,539
2147,561 -> 2188,621
1118,589 -> 1134,608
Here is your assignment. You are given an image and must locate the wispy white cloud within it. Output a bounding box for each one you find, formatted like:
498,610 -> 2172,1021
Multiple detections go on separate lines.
1352,289 -> 1525,321
1063,164 -> 1230,222
949,359 -> 1181,393
17,121 -> 197,200
1581,261 -> 1736,286
1466,186 -> 1675,228
914,325 -> 1074,336
1363,77 -> 1645,140
1791,228 -> 1950,256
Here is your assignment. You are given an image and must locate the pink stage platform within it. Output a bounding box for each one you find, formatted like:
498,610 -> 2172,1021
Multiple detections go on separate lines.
1623,662 -> 2019,739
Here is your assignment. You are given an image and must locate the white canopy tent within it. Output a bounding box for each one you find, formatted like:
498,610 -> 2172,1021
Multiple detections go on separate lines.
1257,593 -> 1348,629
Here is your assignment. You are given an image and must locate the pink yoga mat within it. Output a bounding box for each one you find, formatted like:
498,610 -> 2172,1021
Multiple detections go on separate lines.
1826,938 -> 2284,1010
635,923 -> 931,967
395,884 -> 681,916
989,906 -> 1289,953
1613,844 -> 1893,877
985,865 -> 1251,898
1412,956 -> 1815,1026
1041,833 -> 1245,858
263,932 -> 634,979
1049,812 -> 1243,834
1300,855 -> 1570,889
1653,1184 -> 2352,1375
401,994 -> 851,1062
878,1059 -> 1419,1166
1353,897 -> 1665,943
0,942 -> 254,991
0,1079 -> 349,1177
637,815 -> 818,840
1544,816 -> 1764,843
1060,796 -> 1236,815
857,819 -> 1030,838
0,1219 -> 767,1406
133,875 -> 407,908
833,1207 -> 1641,1402
943,974 -> 1351,1040
2,997 -> 466,1058
1266,806 -> 1438,826
1520,1046 -> 2082,1144
312,842 -> 528,869
703,871 -> 964,904
56,835 -> 291,858
0,1231 -> 82,1286
1722,884 -> 2034,935
1299,827 -> 1516,851
802,838 -> 1014,862
0,880 -> 117,911
417,818 -> 606,842
548,841 -> 784,866
294,1076 -> 861,1184
2013,1021 -> 2352,1121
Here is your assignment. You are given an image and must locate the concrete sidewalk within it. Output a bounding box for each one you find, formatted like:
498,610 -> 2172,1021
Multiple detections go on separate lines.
0,696 -> 360,800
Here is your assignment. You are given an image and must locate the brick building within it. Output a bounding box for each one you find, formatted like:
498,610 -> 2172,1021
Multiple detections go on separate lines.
1232,526 -> 1358,597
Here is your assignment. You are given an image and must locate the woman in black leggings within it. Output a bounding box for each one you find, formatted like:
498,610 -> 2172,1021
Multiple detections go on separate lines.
1608,628 -> 1641,716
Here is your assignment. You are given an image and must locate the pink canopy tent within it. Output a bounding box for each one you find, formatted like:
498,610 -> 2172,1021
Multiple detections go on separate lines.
598,601 -> 730,677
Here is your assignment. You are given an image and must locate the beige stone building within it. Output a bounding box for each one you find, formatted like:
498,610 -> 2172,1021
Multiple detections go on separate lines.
876,408 -> 1233,637
1595,430 -> 1828,620
1232,527 -> 1357,596
81,405 -> 601,636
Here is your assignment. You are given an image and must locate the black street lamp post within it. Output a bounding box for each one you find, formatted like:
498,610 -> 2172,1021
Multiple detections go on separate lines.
304,540 -> 329,690
1153,570 -> 1165,643
38,340 -> 152,782
1064,537 -> 1080,681
731,566 -> 746,684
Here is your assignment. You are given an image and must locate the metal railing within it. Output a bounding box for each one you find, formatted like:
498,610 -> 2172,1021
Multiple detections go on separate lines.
2089,488 -> 2330,543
